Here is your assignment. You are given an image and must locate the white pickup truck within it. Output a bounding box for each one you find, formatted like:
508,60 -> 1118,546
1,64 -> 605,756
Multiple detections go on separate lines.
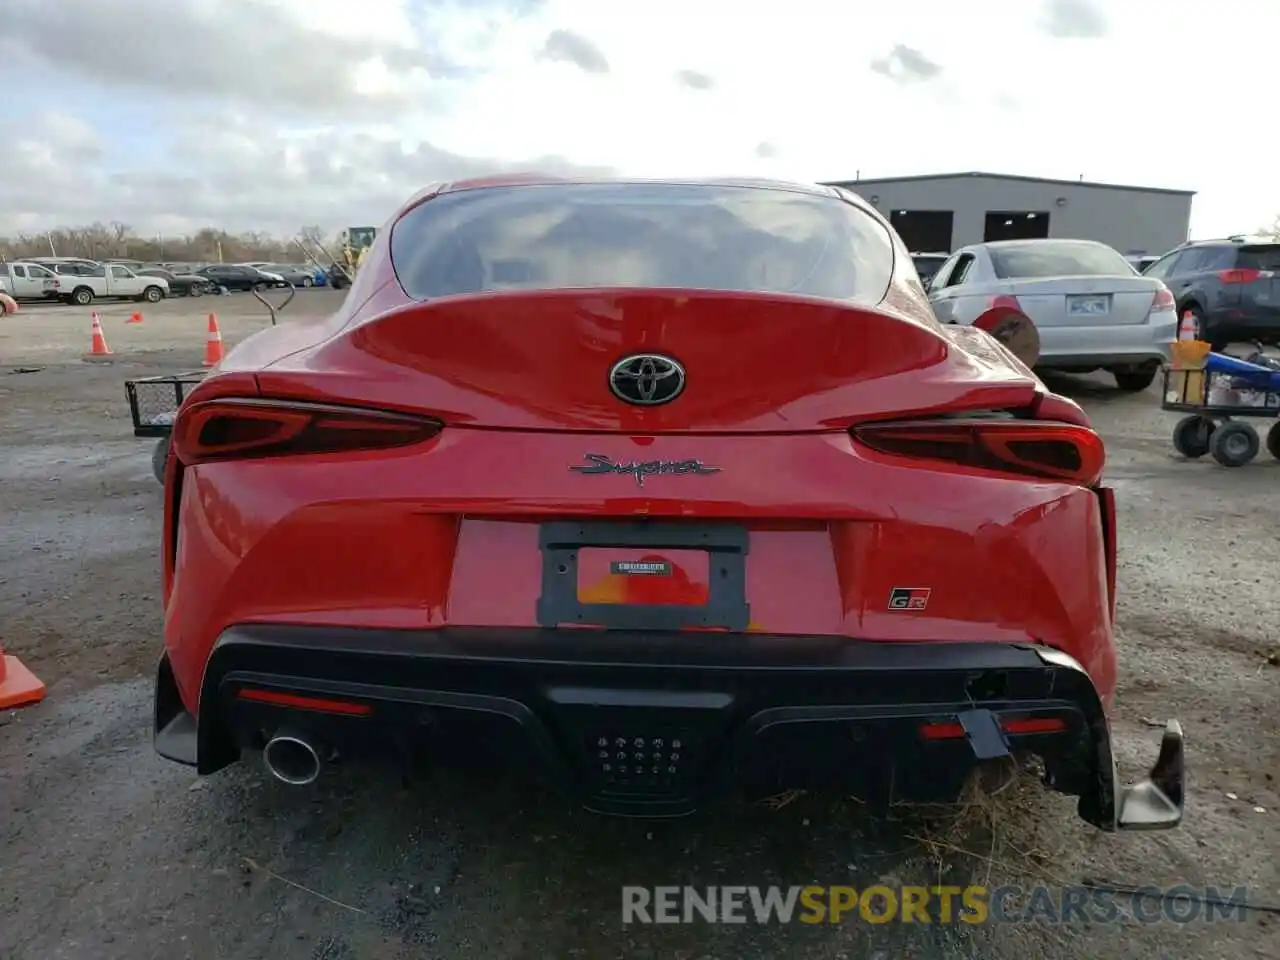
41,260 -> 170,306
0,261 -> 62,300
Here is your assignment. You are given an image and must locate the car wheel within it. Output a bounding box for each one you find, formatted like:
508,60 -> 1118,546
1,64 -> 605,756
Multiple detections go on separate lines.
301,277 -> 313,288
1112,364 -> 1158,392
1209,421 -> 1259,467
152,437 -> 170,484
1172,415 -> 1215,459
190,285 -> 203,298
143,285 -> 164,303
253,282 -> 268,293
1267,422 -> 1280,461
73,287 -> 94,306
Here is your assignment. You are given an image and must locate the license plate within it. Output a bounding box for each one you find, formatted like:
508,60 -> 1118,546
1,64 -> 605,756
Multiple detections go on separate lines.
538,521 -> 750,631
1067,295 -> 1111,317
578,547 -> 709,606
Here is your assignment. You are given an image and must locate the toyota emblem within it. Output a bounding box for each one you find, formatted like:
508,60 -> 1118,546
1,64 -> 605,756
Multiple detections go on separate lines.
608,354 -> 686,406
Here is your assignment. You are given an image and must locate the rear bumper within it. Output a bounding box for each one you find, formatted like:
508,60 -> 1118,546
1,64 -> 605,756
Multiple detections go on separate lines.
1036,318 -> 1176,369
155,625 -> 1184,830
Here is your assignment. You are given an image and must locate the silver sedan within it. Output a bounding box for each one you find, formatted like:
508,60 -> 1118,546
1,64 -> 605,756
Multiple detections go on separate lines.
927,238 -> 1177,391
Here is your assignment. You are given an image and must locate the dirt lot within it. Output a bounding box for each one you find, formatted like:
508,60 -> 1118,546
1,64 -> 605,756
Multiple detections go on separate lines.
1,291 -> 1278,960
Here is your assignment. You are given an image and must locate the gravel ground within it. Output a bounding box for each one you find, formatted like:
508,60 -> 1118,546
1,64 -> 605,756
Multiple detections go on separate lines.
1,291 -> 1278,960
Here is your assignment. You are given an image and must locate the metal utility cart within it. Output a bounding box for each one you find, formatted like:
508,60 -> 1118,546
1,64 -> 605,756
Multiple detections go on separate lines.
1163,344 -> 1280,467
126,371 -> 208,482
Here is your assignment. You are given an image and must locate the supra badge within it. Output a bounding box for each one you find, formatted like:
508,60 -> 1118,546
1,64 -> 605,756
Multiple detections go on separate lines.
888,587 -> 931,611
570,453 -> 720,488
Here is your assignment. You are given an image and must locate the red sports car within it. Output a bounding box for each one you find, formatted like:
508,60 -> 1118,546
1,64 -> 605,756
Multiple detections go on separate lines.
153,176 -> 1184,831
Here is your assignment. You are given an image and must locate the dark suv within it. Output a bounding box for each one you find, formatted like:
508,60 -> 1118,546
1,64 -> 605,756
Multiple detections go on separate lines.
1142,238 -> 1280,349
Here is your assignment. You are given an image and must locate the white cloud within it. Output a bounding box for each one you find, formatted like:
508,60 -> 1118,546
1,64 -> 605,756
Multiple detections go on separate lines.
0,0 -> 1276,239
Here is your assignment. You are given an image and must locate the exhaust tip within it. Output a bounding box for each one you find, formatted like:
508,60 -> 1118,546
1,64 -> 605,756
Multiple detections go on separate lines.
263,734 -> 321,786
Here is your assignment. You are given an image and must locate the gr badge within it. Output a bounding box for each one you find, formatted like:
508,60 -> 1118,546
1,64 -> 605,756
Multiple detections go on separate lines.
888,587 -> 931,611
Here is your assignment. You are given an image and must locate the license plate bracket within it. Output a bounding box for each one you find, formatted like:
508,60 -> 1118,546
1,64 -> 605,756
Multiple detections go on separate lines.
537,521 -> 750,630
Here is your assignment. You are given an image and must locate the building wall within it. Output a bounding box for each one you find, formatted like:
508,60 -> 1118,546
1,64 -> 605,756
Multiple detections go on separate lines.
828,175 -> 1193,257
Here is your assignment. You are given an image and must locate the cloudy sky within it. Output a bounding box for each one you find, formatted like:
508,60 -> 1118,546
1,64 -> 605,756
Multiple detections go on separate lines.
0,0 -> 1273,239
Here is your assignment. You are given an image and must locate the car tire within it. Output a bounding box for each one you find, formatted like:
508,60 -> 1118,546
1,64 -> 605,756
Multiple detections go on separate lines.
143,285 -> 164,303
190,285 -> 203,298
1172,415 -> 1215,459
301,277 -> 313,288
1112,364 -> 1158,392
1266,422 -> 1280,461
152,437 -> 170,485
72,286 -> 94,306
1209,421 -> 1259,467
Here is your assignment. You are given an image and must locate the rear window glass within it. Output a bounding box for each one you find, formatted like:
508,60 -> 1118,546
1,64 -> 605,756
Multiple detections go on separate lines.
989,242 -> 1134,279
912,256 -> 947,280
1236,245 -> 1280,271
390,182 -> 894,305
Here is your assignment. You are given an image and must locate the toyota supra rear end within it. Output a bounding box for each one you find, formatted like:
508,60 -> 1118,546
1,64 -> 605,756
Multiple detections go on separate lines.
153,176 -> 1184,831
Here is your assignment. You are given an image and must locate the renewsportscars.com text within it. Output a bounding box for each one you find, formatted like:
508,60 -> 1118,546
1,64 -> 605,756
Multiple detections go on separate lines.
621,885 -> 1250,925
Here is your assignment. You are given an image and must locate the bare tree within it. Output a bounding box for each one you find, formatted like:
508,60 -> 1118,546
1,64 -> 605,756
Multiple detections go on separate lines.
0,223 -> 301,264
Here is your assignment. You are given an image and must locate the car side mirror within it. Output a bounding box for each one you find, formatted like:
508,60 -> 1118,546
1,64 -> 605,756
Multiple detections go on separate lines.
973,302 -> 1041,369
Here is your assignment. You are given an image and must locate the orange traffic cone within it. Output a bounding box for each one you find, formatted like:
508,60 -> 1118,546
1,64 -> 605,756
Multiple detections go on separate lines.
0,639 -> 46,709
127,311 -> 143,324
202,313 -> 224,366
88,312 -> 112,356
1177,310 -> 1200,341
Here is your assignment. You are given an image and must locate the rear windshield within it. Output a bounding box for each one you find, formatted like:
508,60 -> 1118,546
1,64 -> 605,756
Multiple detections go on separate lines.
989,241 -> 1134,279
912,256 -> 947,279
1236,245 -> 1280,271
390,182 -> 894,304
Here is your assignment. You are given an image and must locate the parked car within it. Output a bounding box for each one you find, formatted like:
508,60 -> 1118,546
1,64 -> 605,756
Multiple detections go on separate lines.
138,268 -> 214,297
911,252 -> 950,288
29,256 -> 100,269
257,263 -> 317,287
1126,255 -> 1161,274
194,264 -> 285,292
0,261 -> 62,300
44,260 -> 169,305
1141,238 -> 1280,351
927,239 -> 1177,391
150,175 -> 1183,835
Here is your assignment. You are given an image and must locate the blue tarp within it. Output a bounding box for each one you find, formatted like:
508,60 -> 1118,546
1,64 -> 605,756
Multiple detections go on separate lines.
1204,352 -> 1280,390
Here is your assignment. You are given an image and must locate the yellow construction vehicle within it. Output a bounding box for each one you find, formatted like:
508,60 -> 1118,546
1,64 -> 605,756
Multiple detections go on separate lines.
295,226 -> 375,290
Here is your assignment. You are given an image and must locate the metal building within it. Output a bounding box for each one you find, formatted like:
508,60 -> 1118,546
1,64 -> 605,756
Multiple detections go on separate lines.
821,172 -> 1195,259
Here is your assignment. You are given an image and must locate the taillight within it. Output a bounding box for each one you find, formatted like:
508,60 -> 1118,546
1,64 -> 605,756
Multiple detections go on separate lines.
1218,268 -> 1262,284
1150,286 -> 1175,311
991,294 -> 1021,310
853,419 -> 1105,486
921,716 -> 1068,740
172,398 -> 442,465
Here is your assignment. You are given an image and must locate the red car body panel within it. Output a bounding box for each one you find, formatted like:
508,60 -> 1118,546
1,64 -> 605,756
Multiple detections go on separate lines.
151,175 -> 1184,831
163,425 -> 1116,713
